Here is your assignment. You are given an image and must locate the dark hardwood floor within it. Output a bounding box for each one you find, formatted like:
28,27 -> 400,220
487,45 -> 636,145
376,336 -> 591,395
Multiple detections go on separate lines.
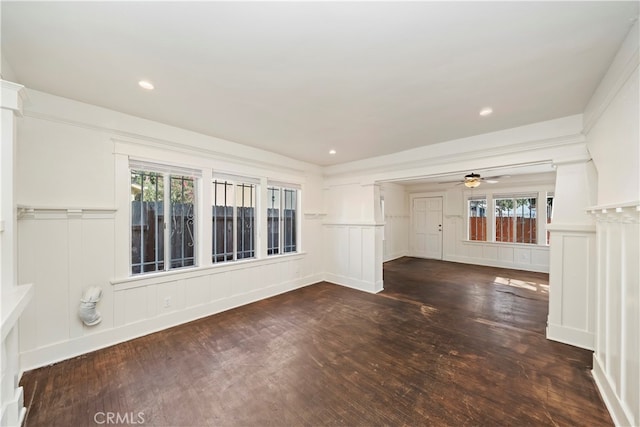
21,258 -> 611,426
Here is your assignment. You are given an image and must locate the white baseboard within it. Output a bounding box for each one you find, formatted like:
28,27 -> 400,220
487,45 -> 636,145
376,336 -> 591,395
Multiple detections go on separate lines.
444,255 -> 549,273
592,354 -> 633,427
383,250 -> 409,263
0,386 -> 25,427
546,323 -> 594,350
323,273 -> 383,294
20,274 -> 322,373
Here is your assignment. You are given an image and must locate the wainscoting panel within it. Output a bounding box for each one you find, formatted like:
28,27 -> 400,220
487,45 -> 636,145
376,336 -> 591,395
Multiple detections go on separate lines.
447,241 -> 550,273
17,209 -> 320,371
591,204 -> 640,427
324,224 -> 383,294
547,226 -> 596,350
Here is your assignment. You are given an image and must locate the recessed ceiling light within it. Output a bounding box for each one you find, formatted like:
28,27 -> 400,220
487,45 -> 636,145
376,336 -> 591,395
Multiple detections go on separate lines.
479,107 -> 493,117
138,80 -> 154,90
329,149 -> 337,155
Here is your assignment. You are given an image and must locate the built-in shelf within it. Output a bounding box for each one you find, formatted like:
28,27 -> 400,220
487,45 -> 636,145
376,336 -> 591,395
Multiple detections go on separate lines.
2,284 -> 34,341
587,200 -> 640,213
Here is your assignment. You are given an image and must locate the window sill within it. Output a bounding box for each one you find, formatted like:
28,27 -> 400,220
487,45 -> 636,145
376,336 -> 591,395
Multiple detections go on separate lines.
111,252 -> 307,290
463,240 -> 549,249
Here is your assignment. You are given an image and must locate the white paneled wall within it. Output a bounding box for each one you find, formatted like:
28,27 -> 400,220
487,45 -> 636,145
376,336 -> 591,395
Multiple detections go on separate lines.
591,205 -> 640,427
14,89 -> 324,371
408,182 -> 553,273
323,224 -> 383,293
322,182 -> 383,293
17,208 -> 319,370
445,216 -> 550,272
546,226 -> 596,348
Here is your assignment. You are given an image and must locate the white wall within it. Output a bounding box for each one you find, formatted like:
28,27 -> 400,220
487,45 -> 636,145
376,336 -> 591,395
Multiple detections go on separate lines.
15,89 -> 325,371
406,174 -> 555,273
584,21 -> 640,427
380,182 -> 409,262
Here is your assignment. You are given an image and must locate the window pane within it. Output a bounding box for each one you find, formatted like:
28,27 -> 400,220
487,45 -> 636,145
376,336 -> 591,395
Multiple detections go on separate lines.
170,175 -> 196,269
267,187 -> 280,255
468,199 -> 487,241
131,170 -> 164,274
283,188 -> 297,253
516,198 -> 537,244
495,198 -> 514,242
236,183 -> 255,260
212,180 -> 234,263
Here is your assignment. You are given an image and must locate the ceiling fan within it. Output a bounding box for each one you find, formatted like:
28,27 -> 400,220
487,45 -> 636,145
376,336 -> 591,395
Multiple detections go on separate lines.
439,172 -> 506,188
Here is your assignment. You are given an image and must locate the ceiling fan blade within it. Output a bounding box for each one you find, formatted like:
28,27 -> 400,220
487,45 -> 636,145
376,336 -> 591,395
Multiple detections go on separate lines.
483,175 -> 509,180
437,180 -> 463,184
484,180 -> 499,184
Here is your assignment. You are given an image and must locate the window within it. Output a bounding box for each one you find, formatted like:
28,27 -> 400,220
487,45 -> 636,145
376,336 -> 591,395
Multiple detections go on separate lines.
131,171 -> 164,274
495,195 -> 537,244
468,198 -> 487,241
170,175 -> 196,268
212,178 -> 256,263
267,185 -> 298,255
546,193 -> 554,245
131,168 -> 197,275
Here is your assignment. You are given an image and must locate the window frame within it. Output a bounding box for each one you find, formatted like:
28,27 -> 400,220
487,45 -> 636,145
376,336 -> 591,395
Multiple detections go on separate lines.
129,161 -> 200,276
211,177 -> 258,264
493,195 -> 538,245
468,196 -> 488,241
464,189 -> 553,248
267,184 -> 299,256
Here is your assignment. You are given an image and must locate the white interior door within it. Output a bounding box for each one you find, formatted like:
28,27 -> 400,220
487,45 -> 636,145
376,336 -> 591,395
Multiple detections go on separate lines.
412,197 -> 443,259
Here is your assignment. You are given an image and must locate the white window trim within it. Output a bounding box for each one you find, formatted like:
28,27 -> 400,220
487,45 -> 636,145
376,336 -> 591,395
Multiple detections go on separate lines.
129,164 -> 199,276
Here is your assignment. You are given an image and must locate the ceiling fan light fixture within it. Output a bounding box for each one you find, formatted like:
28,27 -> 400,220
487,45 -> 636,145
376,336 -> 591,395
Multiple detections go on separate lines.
464,172 -> 481,188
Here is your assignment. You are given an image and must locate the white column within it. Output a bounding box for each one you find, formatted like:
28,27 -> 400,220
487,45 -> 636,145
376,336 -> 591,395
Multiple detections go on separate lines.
322,181 -> 383,293
1,80 -> 33,427
546,159 -> 597,349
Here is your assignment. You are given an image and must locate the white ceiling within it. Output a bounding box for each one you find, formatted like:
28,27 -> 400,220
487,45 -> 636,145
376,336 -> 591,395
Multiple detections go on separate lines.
2,2 -> 638,166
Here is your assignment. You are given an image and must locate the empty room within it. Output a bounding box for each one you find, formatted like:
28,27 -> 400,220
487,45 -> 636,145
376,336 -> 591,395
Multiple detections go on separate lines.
1,2 -> 639,426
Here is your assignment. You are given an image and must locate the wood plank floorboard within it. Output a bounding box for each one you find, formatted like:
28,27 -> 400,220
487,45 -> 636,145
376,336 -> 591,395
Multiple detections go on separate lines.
20,258 -> 612,426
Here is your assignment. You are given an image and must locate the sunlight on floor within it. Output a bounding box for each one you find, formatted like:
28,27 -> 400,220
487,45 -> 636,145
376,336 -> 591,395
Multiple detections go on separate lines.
493,276 -> 549,294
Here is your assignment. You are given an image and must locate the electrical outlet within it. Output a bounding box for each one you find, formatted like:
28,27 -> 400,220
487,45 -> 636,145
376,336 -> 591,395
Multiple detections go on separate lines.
163,296 -> 171,308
